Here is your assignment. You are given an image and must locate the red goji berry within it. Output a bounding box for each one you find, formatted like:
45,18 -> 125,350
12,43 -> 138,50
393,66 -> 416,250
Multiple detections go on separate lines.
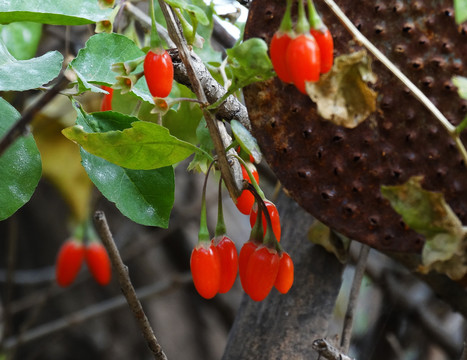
238,240 -> 259,294
310,27 -> 333,74
274,252 -> 294,294
212,236 -> 238,293
100,85 -> 113,111
270,32 -> 293,84
236,163 -> 259,215
244,246 -> 280,301
249,200 -> 281,242
190,243 -> 221,299
144,49 -> 174,98
55,239 -> 85,287
285,34 -> 321,94
85,242 -> 112,286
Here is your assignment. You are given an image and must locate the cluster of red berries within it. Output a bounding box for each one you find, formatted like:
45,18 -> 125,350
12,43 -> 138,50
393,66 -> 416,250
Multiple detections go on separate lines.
190,158 -> 293,302
55,238 -> 112,287
270,0 -> 334,94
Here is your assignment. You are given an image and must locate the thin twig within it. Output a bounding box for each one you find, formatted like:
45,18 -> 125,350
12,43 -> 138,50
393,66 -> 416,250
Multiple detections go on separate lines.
461,341 -> 467,360
93,211 -> 168,360
158,0 -> 242,199
312,339 -> 355,360
340,244 -> 370,353
0,72 -> 69,157
2,273 -> 191,351
321,0 -> 467,164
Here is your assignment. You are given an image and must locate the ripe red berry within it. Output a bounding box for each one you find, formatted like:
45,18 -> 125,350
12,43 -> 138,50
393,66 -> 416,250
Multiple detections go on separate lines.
274,252 -> 294,294
249,200 -> 281,242
285,34 -> 321,94
85,242 -> 112,286
235,163 -> 259,215
310,27 -> 334,74
144,49 -> 174,98
212,236 -> 238,293
100,86 -> 113,111
55,239 -> 85,287
238,240 -> 259,294
270,32 -> 293,84
244,246 -> 280,301
190,243 -> 221,299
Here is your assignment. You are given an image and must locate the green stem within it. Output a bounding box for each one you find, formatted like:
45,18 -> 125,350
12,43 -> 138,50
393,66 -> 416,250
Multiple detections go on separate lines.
150,0 -> 162,49
455,115 -> 467,135
279,0 -> 294,34
232,154 -> 265,199
307,0 -> 325,30
198,160 -> 216,243
215,178 -> 227,237
296,0 -> 310,34
249,196 -> 264,243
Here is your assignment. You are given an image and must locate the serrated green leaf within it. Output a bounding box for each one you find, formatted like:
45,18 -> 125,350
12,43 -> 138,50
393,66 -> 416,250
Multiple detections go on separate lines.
0,0 -> 111,25
63,115 -> 199,170
381,176 -> 467,280
455,0 -> 467,24
0,22 -> 42,60
81,149 -> 174,227
0,40 -> 63,91
0,97 -> 41,220
230,120 -> 262,163
226,38 -> 275,87
306,50 -> 377,128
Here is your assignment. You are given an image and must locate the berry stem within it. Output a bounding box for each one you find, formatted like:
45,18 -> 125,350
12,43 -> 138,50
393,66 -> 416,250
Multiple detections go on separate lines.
279,0 -> 294,34
215,177 -> 227,237
296,0 -> 310,34
199,161 -> 216,243
149,0 -> 162,49
307,0 -> 325,31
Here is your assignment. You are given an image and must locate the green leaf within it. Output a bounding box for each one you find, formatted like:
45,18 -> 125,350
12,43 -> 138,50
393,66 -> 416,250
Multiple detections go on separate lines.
0,22 -> 42,60
0,40 -> 63,91
230,120 -> 262,163
81,149 -> 174,227
162,100 -> 203,144
164,0 -> 209,25
455,0 -> 467,24
188,117 -> 214,173
63,112 -> 199,170
306,50 -> 377,128
0,0 -> 111,25
226,38 -> 275,88
70,33 -> 153,102
0,97 -> 41,220
453,76 -> 467,100
381,176 -> 467,280
308,221 -> 350,263
75,110 -> 175,227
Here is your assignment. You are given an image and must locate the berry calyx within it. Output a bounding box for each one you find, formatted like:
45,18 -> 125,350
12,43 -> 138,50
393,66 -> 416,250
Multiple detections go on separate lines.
212,236 -> 238,293
190,242 -> 221,299
274,252 -> 294,294
249,200 -> 281,242
235,163 -> 260,215
244,246 -> 280,301
144,49 -> 174,98
85,242 -> 112,286
55,239 -> 85,287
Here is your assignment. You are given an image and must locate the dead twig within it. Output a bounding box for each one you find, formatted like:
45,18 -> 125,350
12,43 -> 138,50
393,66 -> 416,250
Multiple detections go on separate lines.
93,210 -> 168,360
